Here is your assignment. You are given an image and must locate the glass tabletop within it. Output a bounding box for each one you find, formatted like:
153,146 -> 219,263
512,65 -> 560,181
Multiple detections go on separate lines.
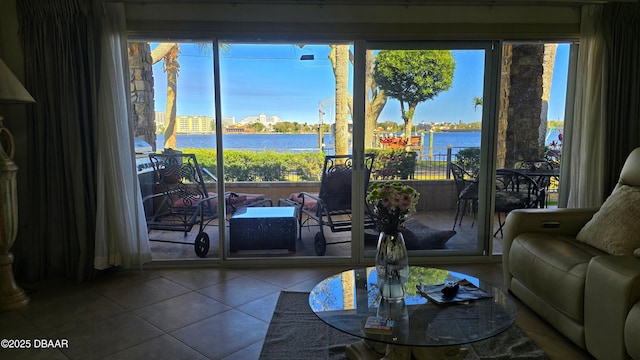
308,266 -> 517,347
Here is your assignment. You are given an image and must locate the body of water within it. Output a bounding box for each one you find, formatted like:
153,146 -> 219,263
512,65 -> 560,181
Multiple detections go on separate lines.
155,132 -> 482,152
155,128 -> 561,156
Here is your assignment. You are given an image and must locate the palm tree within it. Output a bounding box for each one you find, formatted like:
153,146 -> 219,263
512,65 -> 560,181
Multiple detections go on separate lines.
472,96 -> 483,112
328,44 -> 350,156
151,43 -> 180,150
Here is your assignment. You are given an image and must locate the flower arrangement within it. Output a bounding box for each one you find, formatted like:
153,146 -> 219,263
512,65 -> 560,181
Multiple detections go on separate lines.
367,182 -> 420,234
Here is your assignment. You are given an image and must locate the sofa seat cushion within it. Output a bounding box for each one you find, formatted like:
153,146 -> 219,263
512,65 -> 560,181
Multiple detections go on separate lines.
626,303 -> 640,360
509,233 -> 607,322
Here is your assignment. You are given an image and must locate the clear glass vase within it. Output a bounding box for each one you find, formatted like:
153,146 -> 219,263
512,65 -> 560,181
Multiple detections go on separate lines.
375,231 -> 409,302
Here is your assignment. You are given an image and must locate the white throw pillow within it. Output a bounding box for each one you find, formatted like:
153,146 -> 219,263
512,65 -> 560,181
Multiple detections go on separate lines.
576,185 -> 640,255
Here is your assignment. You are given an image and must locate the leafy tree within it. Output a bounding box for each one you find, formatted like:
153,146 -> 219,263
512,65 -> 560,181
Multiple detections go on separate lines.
377,121 -> 401,133
374,50 -> 455,139
248,122 -> 265,132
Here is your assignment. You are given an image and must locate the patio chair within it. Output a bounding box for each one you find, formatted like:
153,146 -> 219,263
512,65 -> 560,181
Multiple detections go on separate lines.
514,159 -> 556,207
144,151 -> 272,257
450,162 -> 478,231
494,168 -> 541,238
278,154 -> 377,256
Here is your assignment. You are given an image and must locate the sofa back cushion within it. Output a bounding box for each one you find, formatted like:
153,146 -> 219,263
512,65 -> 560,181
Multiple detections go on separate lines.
619,147 -> 640,188
576,184 -> 640,255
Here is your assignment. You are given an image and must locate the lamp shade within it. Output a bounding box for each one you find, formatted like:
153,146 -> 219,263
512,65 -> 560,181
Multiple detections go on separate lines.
0,58 -> 35,104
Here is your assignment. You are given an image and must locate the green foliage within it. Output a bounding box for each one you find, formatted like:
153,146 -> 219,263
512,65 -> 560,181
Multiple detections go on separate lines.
376,121 -> 402,133
271,121 -> 316,133
248,122 -> 266,132
370,149 -> 417,180
288,152 -> 326,181
406,267 -> 450,296
548,120 -> 564,128
181,149 -> 325,181
455,147 -> 481,175
373,50 -> 456,110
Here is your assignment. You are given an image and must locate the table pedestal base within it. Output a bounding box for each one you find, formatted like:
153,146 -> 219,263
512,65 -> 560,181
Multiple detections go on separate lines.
346,340 -> 468,360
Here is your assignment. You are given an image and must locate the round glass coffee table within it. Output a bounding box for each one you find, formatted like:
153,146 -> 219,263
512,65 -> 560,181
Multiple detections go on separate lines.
308,266 -> 517,360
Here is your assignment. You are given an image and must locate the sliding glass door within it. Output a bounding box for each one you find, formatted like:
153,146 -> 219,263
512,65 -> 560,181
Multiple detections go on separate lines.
128,37 -> 571,263
362,41 -> 496,259
217,41 -> 355,259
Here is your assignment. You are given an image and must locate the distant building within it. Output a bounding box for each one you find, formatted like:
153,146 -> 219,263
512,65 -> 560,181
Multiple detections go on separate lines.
416,121 -> 432,131
221,116 -> 236,126
176,115 -> 214,133
239,113 -> 282,128
155,111 -> 166,127
225,125 -> 255,134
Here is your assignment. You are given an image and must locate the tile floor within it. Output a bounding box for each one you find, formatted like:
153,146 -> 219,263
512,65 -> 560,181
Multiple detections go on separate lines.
0,263 -> 593,359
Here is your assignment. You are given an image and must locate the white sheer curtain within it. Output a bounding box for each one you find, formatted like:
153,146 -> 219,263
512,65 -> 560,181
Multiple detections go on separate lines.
94,2 -> 151,269
563,4 -> 608,208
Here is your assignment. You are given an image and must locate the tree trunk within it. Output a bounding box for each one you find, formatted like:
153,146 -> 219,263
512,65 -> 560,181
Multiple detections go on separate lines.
151,43 -> 180,150
163,46 -> 180,150
341,271 -> 354,311
330,45 -> 350,156
505,44 -> 547,167
365,49 -> 387,150
404,104 -> 416,141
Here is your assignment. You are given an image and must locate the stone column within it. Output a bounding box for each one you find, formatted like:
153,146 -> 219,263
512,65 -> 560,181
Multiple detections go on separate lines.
504,44 -> 545,167
497,44 -> 512,169
128,42 -> 156,150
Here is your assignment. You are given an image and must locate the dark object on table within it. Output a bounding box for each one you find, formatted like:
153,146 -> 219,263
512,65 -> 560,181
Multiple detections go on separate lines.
417,279 -> 493,304
441,281 -> 460,297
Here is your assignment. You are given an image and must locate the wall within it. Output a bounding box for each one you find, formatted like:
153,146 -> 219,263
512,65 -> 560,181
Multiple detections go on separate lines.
227,179 -> 456,211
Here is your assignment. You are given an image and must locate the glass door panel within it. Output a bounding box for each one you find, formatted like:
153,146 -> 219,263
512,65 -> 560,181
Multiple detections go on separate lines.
364,42 -> 492,258
128,40 -> 219,261
218,41 -> 355,259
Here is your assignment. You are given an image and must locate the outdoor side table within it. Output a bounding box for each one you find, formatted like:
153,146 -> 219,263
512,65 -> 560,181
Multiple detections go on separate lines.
229,206 -> 297,252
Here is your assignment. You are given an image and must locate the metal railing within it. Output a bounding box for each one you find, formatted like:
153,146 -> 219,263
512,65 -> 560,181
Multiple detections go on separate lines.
240,146 -> 472,182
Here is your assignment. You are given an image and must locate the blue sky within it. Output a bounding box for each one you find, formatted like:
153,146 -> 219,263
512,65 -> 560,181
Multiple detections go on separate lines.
152,42 -> 569,124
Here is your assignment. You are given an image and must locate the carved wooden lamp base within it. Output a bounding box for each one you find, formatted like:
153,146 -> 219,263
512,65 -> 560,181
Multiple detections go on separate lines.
0,253 -> 28,311
0,114 -> 30,312
0,59 -> 36,311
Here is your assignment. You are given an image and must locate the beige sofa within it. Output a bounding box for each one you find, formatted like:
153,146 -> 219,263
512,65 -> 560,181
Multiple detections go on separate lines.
503,148 -> 640,360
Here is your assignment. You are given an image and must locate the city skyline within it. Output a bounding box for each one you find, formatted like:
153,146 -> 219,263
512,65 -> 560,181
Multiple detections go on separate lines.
151,42 -> 570,125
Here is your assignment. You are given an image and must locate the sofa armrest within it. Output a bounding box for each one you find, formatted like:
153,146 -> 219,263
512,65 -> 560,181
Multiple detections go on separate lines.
585,256 -> 640,360
502,208 -> 598,288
